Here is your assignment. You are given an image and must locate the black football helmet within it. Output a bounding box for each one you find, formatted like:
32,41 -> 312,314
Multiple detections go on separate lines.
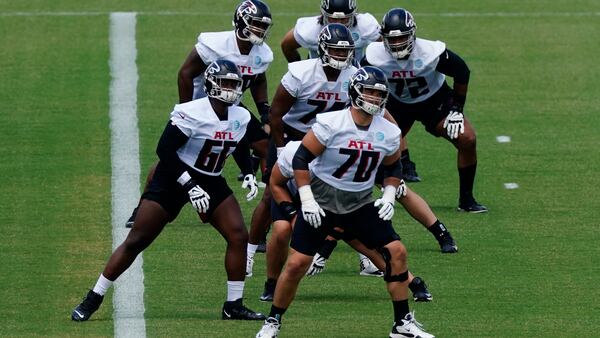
320,0 -> 357,27
317,23 -> 355,70
381,8 -> 417,59
348,66 -> 389,115
204,60 -> 243,105
233,0 -> 272,45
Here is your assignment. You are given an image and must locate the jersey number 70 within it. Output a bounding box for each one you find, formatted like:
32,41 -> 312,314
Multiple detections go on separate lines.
332,148 -> 380,182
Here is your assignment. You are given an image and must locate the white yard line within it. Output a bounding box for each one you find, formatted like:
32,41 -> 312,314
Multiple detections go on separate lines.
109,12 -> 146,338
1,11 -> 599,17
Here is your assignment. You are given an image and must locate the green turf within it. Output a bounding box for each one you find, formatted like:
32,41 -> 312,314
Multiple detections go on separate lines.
1,1 -> 599,337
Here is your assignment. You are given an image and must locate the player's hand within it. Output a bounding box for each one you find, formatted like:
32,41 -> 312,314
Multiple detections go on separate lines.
443,109 -> 465,139
395,179 -> 408,199
299,186 -> 325,228
305,253 -> 327,276
375,185 -> 396,221
241,174 -> 259,201
187,185 -> 210,213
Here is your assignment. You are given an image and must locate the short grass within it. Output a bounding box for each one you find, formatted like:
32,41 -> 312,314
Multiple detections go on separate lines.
1,1 -> 599,337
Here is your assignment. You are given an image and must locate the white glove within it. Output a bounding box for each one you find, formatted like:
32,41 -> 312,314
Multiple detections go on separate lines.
306,253 -> 327,276
374,185 -> 396,221
298,185 -> 326,228
395,179 -> 408,199
241,174 -> 259,201
443,110 -> 465,139
178,171 -> 210,213
187,185 -> 210,213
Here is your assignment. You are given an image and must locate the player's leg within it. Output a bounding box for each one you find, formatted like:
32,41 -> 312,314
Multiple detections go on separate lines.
434,115 -> 487,213
397,187 -> 458,253
125,161 -> 158,228
247,184 -> 272,276
209,194 -> 266,320
72,199 -> 171,321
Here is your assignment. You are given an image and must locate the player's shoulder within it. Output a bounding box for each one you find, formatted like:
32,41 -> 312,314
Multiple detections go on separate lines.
228,104 -> 252,123
252,41 -> 274,64
364,41 -> 391,65
294,16 -> 322,42
355,12 -> 380,30
413,38 -> 446,60
196,31 -> 235,60
287,58 -> 320,80
172,97 -> 214,122
197,30 -> 233,47
375,114 -> 402,140
316,108 -> 349,126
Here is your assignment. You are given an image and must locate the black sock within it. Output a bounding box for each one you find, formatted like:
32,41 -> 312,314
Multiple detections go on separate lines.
401,149 -> 411,163
458,162 -> 477,201
269,305 -> 287,322
393,299 -> 410,323
266,278 -> 277,286
251,155 -> 260,173
427,220 -> 449,241
317,239 -> 338,259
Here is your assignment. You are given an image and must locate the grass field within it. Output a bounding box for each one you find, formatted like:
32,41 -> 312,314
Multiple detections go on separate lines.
1,1 -> 599,337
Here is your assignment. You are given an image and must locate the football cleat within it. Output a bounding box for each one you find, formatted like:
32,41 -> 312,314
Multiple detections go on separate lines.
458,197 -> 488,213
125,206 -> 138,228
222,299 -> 266,320
390,312 -> 435,338
71,290 -> 104,322
246,256 -> 255,277
437,232 -> 458,253
256,240 -> 267,253
259,279 -> 276,302
401,160 -> 421,182
359,258 -> 384,277
409,277 -> 433,302
256,316 -> 281,338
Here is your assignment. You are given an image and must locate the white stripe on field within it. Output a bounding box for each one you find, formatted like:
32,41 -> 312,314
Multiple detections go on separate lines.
1,11 -> 599,17
109,12 -> 146,338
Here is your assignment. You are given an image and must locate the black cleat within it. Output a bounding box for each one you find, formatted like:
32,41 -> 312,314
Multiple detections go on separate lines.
237,172 -> 245,182
259,280 -> 276,302
458,198 -> 488,213
438,232 -> 458,254
256,240 -> 267,253
125,206 -> 138,228
402,160 -> 421,182
409,277 -> 433,302
71,290 -> 104,321
222,298 -> 266,320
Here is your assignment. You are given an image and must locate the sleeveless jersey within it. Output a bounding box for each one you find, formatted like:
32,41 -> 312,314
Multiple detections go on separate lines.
293,13 -> 380,63
311,108 -> 401,192
193,30 -> 274,99
364,38 -> 446,104
281,58 -> 357,133
170,97 -> 251,176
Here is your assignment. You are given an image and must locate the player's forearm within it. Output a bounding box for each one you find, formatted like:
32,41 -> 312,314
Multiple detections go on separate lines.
269,111 -> 286,146
156,122 -> 192,177
232,139 -> 254,176
177,70 -> 195,103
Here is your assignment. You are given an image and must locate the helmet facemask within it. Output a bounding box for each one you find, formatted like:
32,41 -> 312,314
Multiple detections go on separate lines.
240,14 -> 272,45
320,0 -> 356,27
206,74 -> 243,105
383,28 -> 416,59
352,83 -> 388,116
320,42 -> 354,70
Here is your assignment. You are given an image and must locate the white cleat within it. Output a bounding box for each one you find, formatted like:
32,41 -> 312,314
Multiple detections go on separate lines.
256,317 -> 281,338
389,312 -> 435,338
359,258 -> 383,277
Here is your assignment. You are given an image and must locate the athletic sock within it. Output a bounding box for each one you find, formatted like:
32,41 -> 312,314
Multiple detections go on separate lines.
92,274 -> 113,296
247,243 -> 258,260
427,220 -> 449,241
226,281 -> 245,302
269,305 -> 287,322
393,299 -> 410,323
317,239 -> 338,259
458,162 -> 477,201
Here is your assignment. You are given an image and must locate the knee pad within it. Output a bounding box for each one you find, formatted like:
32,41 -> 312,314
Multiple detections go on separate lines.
377,247 -> 409,283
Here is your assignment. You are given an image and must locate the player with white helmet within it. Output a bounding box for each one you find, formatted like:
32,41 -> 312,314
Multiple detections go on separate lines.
256,66 -> 435,338
72,60 -> 265,322
363,8 -> 487,212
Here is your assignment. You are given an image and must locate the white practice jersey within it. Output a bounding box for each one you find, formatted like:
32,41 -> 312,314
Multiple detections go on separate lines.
311,109 -> 401,192
277,141 -> 302,179
364,38 -> 446,104
170,97 -> 251,176
281,58 -> 357,133
293,13 -> 380,63
193,30 -> 274,99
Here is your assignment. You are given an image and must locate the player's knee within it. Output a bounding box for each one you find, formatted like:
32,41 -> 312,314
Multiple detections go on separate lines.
286,255 -> 311,278
459,131 -> 477,150
123,233 -> 152,254
227,225 -> 249,245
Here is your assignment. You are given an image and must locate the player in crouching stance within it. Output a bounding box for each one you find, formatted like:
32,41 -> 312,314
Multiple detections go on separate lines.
71,60 -> 264,322
256,66 -> 434,338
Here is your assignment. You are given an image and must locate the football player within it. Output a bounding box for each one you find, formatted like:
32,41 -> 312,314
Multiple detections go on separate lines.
260,140 -> 432,303
126,0 -> 275,263
72,60 -> 265,322
256,66 -> 434,338
362,8 -> 487,212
